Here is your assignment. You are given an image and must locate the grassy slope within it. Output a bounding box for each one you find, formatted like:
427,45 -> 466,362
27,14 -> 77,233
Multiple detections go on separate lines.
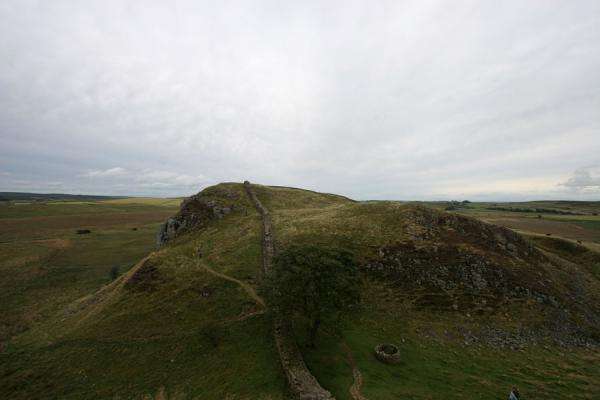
307,284 -> 599,400
255,185 -> 600,400
0,198 -> 180,343
1,185 -> 286,399
2,185 -> 599,399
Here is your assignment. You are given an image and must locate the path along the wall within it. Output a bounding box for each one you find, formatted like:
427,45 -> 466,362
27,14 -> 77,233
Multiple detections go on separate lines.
243,181 -> 334,400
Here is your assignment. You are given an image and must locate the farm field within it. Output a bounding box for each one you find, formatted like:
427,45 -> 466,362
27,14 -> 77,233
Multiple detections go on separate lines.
422,201 -> 600,251
0,197 -> 180,344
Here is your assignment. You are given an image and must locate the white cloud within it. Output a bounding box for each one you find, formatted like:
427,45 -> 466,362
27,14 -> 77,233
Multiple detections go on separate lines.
138,170 -> 206,186
136,169 -> 207,189
80,167 -> 127,178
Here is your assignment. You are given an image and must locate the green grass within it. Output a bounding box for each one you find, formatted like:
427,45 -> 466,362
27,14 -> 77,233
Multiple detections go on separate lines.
0,198 -> 179,219
2,183 -> 599,399
252,184 -> 351,211
0,186 -> 287,399
0,197 -> 179,343
256,185 -> 600,399
0,218 -> 174,343
527,235 -> 600,280
304,281 -> 600,399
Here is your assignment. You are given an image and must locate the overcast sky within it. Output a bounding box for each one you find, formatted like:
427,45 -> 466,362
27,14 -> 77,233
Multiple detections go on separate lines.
1,1 -> 599,200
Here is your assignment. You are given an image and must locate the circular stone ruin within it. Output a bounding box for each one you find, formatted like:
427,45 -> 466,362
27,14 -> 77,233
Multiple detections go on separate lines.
374,343 -> 401,364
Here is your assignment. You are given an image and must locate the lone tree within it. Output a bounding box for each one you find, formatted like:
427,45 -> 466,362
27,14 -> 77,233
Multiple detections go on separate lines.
268,244 -> 361,347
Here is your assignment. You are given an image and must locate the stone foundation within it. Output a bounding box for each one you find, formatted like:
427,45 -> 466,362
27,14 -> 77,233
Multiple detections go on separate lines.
374,343 -> 401,364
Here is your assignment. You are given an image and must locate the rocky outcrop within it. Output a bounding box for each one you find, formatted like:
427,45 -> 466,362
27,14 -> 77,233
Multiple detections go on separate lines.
157,218 -> 181,246
361,206 -> 567,311
244,181 -> 334,400
363,242 -> 559,308
407,206 -> 539,258
157,192 -> 236,247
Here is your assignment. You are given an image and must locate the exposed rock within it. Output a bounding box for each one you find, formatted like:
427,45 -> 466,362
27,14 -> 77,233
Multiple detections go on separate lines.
363,241 -> 555,306
157,189 -> 240,247
362,207 -> 566,311
157,218 -> 181,246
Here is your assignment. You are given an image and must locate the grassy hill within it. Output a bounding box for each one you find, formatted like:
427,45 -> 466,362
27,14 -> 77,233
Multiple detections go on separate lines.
1,184 -> 599,399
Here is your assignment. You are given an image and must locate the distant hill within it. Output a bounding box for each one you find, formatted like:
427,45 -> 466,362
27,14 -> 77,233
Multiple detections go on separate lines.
0,192 -> 126,202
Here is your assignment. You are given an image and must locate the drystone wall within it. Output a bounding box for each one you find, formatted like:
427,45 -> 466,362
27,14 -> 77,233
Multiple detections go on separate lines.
243,181 -> 334,400
243,181 -> 274,274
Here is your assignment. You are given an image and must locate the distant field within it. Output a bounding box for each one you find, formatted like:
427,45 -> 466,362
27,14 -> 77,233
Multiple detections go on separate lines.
101,197 -> 182,206
0,192 -> 127,202
421,200 -> 600,249
0,197 -> 182,219
0,198 -> 179,343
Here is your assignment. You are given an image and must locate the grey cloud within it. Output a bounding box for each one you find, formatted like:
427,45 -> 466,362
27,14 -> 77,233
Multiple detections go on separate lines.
560,168 -> 600,188
75,167 -> 209,194
80,167 -> 127,178
0,1 -> 599,199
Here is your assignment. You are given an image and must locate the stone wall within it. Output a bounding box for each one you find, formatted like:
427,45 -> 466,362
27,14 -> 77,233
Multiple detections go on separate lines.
243,181 -> 334,400
243,181 -> 273,274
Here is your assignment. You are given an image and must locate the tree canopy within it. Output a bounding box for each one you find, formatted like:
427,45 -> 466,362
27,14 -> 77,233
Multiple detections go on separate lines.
268,244 -> 361,347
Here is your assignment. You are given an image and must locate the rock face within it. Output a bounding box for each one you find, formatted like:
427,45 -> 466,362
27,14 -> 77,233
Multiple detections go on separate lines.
157,218 -> 180,246
157,190 -> 238,247
364,242 -> 557,306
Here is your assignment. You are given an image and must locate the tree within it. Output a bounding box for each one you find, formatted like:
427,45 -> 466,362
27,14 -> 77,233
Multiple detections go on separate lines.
267,244 -> 361,347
